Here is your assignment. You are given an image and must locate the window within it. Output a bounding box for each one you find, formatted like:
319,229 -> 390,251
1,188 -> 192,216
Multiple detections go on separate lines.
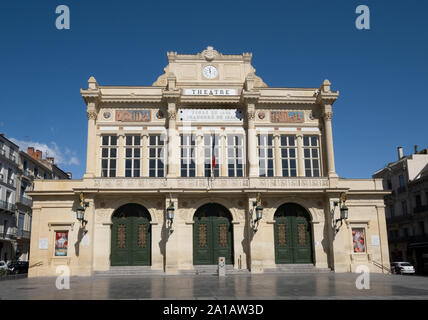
399,175 -> 405,188
280,135 -> 297,177
420,221 -> 425,235
303,136 -> 320,177
55,231 -> 68,256
416,194 -> 422,208
125,135 -> 141,177
34,166 -> 39,178
258,134 -> 274,177
204,134 -> 220,177
390,204 -> 395,217
18,213 -> 25,234
180,134 -> 196,177
23,159 -> 28,171
227,135 -> 244,177
387,179 -> 392,190
148,135 -> 165,177
401,201 -> 407,216
352,228 -> 366,253
101,135 -> 118,177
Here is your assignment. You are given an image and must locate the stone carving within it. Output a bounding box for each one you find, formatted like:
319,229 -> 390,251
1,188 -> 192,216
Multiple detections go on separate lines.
247,111 -> 256,121
168,110 -> 176,120
90,178 -> 328,190
87,111 -> 97,120
202,46 -> 219,61
323,111 -> 333,121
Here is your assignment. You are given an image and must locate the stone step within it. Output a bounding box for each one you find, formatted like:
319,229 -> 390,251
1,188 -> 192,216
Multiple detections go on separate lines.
263,264 -> 332,274
94,266 -> 165,277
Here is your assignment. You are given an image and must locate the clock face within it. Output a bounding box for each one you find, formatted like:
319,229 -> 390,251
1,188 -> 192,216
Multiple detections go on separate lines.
203,65 -> 217,79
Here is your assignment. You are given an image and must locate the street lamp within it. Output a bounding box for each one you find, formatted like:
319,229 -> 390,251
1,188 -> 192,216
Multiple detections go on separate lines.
333,193 -> 348,233
251,193 -> 263,232
166,194 -> 175,231
76,193 -> 89,229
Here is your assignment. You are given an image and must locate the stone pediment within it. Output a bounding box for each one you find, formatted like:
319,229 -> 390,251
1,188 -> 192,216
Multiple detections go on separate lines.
153,46 -> 267,88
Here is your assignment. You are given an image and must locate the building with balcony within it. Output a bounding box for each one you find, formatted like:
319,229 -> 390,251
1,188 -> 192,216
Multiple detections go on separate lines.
373,146 -> 428,274
0,134 -> 19,262
15,147 -> 70,262
28,47 -> 390,277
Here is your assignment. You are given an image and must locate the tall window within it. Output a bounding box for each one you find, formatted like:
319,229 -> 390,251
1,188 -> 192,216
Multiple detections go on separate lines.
125,135 -> 141,177
149,135 -> 165,177
204,134 -> 220,177
180,134 -> 196,177
258,134 -> 274,177
280,135 -> 297,177
101,135 -> 117,177
399,175 -> 405,188
227,135 -> 244,177
401,201 -> 407,216
303,136 -> 320,177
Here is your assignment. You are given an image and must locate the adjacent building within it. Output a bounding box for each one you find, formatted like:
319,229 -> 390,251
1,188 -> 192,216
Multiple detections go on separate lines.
0,134 -> 20,262
373,146 -> 428,274
28,47 -> 390,277
0,133 -> 70,263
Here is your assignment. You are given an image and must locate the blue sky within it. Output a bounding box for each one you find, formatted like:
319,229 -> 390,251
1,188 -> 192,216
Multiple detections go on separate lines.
0,0 -> 427,179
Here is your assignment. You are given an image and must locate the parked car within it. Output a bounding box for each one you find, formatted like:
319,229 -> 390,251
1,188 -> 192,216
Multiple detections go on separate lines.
391,262 -> 415,275
0,261 -> 9,271
7,261 -> 29,274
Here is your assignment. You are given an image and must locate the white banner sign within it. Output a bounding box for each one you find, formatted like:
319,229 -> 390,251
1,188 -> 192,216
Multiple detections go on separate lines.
178,109 -> 243,122
183,88 -> 238,96
39,238 -> 48,250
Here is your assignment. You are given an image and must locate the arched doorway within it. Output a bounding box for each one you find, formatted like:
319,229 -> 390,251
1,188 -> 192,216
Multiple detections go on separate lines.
193,203 -> 234,265
111,203 -> 151,266
274,203 -> 313,264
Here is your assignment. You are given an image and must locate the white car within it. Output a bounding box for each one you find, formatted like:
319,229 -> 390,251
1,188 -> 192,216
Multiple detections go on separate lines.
0,260 -> 9,271
391,262 -> 416,275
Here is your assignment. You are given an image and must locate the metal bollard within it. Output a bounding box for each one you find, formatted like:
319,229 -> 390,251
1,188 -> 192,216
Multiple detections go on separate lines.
218,257 -> 226,277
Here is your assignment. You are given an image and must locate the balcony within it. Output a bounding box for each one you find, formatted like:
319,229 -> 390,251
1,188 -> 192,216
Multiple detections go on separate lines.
16,229 -> 31,240
18,196 -> 33,208
0,200 -> 16,213
0,228 -> 17,241
23,169 -> 34,178
413,205 -> 428,215
387,215 -> 410,224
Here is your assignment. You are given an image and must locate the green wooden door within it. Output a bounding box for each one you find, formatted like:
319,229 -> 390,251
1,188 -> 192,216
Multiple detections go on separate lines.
274,204 -> 313,264
111,213 -> 151,266
193,204 -> 233,265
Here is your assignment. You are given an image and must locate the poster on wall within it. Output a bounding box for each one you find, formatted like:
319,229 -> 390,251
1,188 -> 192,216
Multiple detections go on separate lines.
352,228 -> 366,253
55,231 -> 68,256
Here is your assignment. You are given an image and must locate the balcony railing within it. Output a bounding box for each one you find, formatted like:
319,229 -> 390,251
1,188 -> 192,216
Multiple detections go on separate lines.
387,215 -> 410,223
414,205 -> 428,214
0,228 -> 17,240
0,200 -> 16,213
18,196 -> 33,207
16,229 -> 31,239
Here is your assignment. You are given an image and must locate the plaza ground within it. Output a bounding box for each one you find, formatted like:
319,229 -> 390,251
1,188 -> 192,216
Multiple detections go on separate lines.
1,273 -> 428,300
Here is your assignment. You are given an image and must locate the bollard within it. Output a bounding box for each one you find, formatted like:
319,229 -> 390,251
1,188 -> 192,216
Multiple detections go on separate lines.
218,257 -> 226,277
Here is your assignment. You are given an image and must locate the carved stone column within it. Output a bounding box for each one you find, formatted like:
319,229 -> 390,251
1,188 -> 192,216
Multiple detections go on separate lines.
296,133 -> 305,177
84,106 -> 97,178
246,103 -> 258,177
141,132 -> 149,177
117,132 -> 125,177
166,98 -> 179,178
274,133 -> 281,177
196,132 -> 204,177
322,107 -> 337,178
220,132 -> 228,177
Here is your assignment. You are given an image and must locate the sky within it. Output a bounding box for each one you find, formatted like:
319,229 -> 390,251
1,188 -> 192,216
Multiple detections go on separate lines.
0,0 -> 427,179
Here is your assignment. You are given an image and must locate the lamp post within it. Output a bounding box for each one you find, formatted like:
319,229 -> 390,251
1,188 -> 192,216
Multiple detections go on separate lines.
76,193 -> 89,230
333,193 -> 348,233
251,193 -> 263,232
166,198 -> 175,232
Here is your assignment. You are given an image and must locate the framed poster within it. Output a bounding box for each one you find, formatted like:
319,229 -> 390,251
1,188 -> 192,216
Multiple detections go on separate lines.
352,228 -> 366,253
55,231 -> 68,256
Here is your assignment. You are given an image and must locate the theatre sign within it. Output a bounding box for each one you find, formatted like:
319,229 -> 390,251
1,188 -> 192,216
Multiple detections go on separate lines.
183,88 -> 238,96
27,46 -> 390,278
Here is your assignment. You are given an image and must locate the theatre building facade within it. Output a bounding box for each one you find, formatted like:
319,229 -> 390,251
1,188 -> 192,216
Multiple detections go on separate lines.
28,47 -> 390,277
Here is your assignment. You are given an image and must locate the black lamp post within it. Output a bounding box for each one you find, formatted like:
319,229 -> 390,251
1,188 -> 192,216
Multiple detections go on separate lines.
251,193 -> 263,232
334,193 -> 348,233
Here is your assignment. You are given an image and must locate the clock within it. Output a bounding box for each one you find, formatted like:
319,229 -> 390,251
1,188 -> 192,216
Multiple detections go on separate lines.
203,65 -> 217,79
